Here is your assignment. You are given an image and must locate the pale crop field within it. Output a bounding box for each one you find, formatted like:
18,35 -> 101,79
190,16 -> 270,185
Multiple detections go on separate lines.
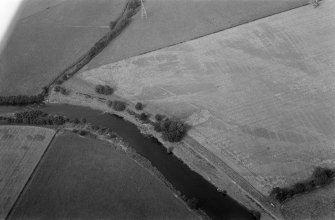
68,1 -> 335,218
0,125 -> 55,219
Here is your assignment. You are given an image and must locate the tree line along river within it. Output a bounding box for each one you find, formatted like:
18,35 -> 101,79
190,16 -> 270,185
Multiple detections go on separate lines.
0,104 -> 255,220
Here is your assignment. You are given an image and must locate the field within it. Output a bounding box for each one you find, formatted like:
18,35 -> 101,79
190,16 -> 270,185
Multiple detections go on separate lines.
0,0 -> 309,96
0,125 -> 55,219
282,180 -> 335,220
18,0 -> 66,20
64,1 -> 335,219
9,132 -> 198,219
0,0 -> 124,96
83,0 -> 309,72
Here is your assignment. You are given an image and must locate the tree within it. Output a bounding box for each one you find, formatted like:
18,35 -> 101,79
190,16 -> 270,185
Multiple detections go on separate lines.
139,112 -> 148,121
155,118 -> 187,142
135,102 -> 143,110
54,86 -> 61,92
109,21 -> 116,30
95,85 -> 114,95
155,114 -> 165,121
112,101 -> 127,111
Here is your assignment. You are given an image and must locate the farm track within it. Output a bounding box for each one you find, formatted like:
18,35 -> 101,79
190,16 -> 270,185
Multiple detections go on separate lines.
183,136 -> 281,219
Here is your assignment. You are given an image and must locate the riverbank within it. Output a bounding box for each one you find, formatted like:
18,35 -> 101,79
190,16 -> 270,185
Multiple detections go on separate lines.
48,88 -> 268,219
0,113 -> 206,219
8,130 -> 201,220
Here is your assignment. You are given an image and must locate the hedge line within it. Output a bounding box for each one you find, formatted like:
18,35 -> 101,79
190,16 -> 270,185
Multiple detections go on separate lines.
51,0 -> 140,86
0,0 -> 141,106
271,167 -> 335,203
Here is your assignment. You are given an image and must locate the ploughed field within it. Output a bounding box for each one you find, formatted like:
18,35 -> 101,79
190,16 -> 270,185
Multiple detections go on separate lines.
0,0 -> 125,96
9,132 -> 198,219
84,0 -> 309,71
66,1 -> 335,218
0,125 -> 55,219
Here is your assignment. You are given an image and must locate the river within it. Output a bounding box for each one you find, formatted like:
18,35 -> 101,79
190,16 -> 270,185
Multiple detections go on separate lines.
0,104 -> 254,220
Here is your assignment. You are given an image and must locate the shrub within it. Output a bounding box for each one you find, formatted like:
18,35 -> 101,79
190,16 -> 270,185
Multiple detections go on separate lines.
54,86 -> 61,92
95,85 -> 114,95
91,125 -> 99,131
153,118 -> 187,142
167,146 -> 173,154
135,102 -> 143,110
160,119 -> 187,142
107,100 -> 113,107
79,130 -> 87,136
128,0 -> 141,10
0,94 -> 45,106
60,87 -> 70,95
186,197 -> 199,210
74,118 -> 80,124
109,21 -> 116,30
42,86 -> 48,94
139,112 -> 149,121
62,75 -> 69,81
154,122 -> 162,132
155,114 -> 165,121
250,210 -> 261,220
271,167 -> 334,203
112,100 -> 127,111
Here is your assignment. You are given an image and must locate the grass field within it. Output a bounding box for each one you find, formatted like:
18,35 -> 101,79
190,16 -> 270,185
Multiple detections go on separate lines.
0,0 -> 124,96
18,0 -> 66,20
64,1 -> 335,218
0,125 -> 55,219
9,132 -> 198,219
282,180 -> 335,220
83,0 -> 309,72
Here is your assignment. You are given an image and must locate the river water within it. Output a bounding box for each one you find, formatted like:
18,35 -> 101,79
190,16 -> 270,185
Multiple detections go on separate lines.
0,104 -> 254,220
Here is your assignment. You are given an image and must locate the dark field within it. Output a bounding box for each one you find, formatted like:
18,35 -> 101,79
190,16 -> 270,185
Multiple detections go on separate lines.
0,0 -> 124,96
9,133 -> 197,219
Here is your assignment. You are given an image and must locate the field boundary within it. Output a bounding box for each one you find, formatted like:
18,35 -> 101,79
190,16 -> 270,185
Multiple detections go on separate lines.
0,0 -> 141,106
130,2 -> 310,60
4,129 -> 57,220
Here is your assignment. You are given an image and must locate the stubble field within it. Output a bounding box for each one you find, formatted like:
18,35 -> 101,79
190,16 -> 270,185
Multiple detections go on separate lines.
0,125 -> 55,219
9,132 -> 198,220
65,1 -> 335,219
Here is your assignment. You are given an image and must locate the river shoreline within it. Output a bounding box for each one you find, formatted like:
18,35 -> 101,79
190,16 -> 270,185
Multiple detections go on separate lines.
47,89 -> 267,219
0,113 -> 207,219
